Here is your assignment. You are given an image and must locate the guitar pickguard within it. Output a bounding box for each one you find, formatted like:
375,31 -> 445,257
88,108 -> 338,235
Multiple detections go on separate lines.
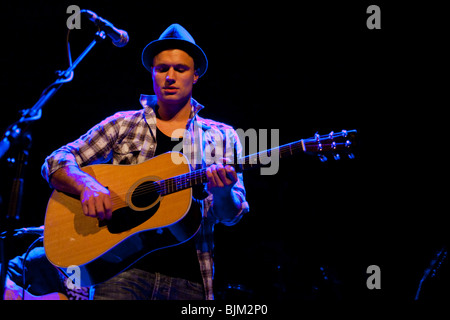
100,177 -> 163,233
101,201 -> 161,234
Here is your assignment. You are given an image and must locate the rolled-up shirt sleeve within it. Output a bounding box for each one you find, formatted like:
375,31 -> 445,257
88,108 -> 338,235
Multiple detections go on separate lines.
41,115 -> 119,188
204,126 -> 250,226
222,172 -> 250,226
41,146 -> 80,188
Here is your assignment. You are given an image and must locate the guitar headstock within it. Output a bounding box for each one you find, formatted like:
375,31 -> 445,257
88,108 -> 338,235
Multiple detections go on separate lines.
302,129 -> 357,162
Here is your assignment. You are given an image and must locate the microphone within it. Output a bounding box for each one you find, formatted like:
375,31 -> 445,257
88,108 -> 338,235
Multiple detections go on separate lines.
81,9 -> 129,47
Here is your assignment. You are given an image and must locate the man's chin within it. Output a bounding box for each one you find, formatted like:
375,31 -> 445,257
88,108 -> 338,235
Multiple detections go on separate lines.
159,92 -> 190,103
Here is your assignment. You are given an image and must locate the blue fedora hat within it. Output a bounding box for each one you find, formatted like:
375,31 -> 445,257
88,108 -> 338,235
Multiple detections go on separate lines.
142,24 -> 208,77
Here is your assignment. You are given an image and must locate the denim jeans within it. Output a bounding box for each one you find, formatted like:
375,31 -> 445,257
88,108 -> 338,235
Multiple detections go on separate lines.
93,268 -> 205,300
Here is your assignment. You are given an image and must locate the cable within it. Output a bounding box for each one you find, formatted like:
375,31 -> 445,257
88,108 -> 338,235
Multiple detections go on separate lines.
21,236 -> 43,300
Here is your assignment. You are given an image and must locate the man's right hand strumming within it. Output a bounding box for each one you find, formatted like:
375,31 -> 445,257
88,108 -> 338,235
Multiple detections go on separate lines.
51,166 -> 113,220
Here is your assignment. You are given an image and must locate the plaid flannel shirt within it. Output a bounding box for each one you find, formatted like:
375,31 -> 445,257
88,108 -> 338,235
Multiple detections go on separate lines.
41,95 -> 249,300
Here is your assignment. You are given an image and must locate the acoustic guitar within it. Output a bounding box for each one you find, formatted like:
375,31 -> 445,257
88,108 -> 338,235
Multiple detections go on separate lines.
44,130 -> 356,286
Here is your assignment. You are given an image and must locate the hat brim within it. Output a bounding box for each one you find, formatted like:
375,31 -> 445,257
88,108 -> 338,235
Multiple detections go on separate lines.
142,39 -> 208,77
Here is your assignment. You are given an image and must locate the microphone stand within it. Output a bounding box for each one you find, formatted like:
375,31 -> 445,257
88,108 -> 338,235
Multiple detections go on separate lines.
0,30 -> 106,300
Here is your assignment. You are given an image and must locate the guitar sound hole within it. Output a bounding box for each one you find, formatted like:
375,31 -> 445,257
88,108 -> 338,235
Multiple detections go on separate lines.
131,181 -> 160,209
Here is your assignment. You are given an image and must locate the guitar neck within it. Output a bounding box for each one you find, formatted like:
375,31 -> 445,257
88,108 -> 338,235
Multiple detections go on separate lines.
237,139 -> 306,171
159,169 -> 208,196
158,139 -> 306,196
158,129 -> 356,196
234,129 -> 356,171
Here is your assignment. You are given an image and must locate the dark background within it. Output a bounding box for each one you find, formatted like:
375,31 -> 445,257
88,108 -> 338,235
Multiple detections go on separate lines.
0,1 -> 446,301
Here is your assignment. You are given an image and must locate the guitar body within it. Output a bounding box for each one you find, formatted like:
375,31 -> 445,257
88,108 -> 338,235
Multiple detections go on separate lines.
44,152 -> 202,287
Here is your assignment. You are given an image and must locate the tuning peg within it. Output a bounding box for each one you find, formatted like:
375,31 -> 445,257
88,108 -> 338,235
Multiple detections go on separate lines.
348,153 -> 355,159
345,140 -> 352,148
318,154 -> 327,162
315,132 -> 320,141
333,153 -> 340,161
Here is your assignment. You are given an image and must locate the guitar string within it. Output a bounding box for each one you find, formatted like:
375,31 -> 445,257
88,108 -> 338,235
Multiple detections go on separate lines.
108,169 -> 208,202
107,143 -> 316,201
107,143 -> 302,202
107,135 -> 351,201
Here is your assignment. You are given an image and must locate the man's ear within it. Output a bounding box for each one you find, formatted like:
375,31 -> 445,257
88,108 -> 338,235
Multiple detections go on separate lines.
193,71 -> 199,84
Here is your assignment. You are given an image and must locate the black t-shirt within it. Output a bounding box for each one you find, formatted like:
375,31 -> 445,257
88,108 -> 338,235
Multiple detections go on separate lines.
133,127 -> 202,283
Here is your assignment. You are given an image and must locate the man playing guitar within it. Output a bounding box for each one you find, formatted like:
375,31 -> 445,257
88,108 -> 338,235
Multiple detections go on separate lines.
41,24 -> 249,300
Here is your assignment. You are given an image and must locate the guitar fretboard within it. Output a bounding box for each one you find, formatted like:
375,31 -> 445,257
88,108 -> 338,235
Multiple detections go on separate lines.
157,129 -> 356,196
158,139 -> 306,195
239,139 -> 306,171
159,170 -> 208,196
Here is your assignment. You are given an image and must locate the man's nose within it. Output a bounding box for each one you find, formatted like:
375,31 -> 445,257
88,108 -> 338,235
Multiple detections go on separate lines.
166,67 -> 176,83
